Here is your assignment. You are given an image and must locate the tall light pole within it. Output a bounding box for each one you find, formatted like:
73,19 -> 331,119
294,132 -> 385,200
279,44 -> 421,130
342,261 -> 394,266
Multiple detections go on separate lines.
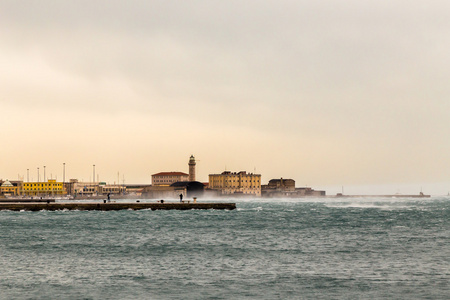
27,169 -> 29,182
93,165 -> 95,183
44,166 -> 46,182
63,163 -> 65,183
37,167 -> 40,182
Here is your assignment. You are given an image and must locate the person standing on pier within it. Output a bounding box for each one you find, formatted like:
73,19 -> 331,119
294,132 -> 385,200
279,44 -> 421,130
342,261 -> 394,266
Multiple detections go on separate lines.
179,194 -> 183,202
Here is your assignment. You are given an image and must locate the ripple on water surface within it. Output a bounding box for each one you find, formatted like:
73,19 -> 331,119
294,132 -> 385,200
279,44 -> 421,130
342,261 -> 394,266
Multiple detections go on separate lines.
0,197 -> 449,299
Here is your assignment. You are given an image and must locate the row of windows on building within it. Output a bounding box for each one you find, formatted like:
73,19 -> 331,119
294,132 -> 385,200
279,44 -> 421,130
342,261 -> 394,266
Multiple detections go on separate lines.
213,180 -> 260,183
23,184 -> 62,188
25,188 -> 62,190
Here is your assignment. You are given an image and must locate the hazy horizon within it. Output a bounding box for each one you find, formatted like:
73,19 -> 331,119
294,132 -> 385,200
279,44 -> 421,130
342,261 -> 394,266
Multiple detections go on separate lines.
1,1 -> 449,195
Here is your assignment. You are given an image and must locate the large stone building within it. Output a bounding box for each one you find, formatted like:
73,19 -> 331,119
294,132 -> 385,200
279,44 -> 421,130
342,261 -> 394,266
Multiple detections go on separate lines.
208,171 -> 261,196
152,172 -> 189,186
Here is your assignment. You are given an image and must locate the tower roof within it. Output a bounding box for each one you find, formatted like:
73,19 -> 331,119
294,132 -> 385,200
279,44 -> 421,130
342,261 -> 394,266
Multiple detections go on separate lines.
1,180 -> 13,187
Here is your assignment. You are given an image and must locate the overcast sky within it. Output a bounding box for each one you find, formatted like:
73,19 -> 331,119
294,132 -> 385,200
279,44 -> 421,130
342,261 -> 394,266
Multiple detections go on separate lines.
1,1 -> 449,194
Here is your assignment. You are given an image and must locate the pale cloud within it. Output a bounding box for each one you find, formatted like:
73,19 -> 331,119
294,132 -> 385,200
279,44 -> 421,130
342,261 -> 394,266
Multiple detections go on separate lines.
1,1 -> 450,194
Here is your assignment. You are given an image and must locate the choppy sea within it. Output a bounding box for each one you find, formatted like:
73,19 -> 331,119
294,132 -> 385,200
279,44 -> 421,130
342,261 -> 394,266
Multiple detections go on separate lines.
0,197 -> 449,299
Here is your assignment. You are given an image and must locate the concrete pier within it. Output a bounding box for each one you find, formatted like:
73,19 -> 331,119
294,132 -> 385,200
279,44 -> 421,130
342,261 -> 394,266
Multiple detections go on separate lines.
0,202 -> 236,211
0,198 -> 56,203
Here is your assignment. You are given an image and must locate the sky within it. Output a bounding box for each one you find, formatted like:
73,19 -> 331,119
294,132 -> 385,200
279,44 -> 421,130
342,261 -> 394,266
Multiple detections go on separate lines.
1,1 -> 450,195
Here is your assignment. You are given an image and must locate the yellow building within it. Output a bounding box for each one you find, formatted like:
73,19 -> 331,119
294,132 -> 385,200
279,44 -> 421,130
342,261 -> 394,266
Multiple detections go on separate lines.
22,179 -> 65,196
209,171 -> 261,196
0,180 -> 20,197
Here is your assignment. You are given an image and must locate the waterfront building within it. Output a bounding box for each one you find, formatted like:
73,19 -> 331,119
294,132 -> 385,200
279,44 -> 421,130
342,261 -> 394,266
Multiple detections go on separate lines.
22,179 -> 64,196
65,179 -> 99,197
142,181 -> 203,199
188,155 -> 196,181
266,178 -> 296,191
152,172 -> 189,186
0,180 -> 20,197
208,171 -> 261,196
124,184 -> 149,197
262,178 -> 325,198
142,185 -> 183,199
261,178 -> 296,197
98,183 -> 126,195
152,155 -> 197,186
171,181 -> 204,198
295,187 -> 326,197
64,179 -> 139,198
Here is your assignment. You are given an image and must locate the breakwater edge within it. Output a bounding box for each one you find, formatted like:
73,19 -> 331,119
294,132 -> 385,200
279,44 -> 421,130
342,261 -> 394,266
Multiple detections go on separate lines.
0,201 -> 236,211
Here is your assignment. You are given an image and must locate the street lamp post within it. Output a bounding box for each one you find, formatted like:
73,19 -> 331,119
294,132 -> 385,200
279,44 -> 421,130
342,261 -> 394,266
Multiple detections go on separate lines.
63,163 -> 66,196
93,164 -> 96,196
37,167 -> 40,182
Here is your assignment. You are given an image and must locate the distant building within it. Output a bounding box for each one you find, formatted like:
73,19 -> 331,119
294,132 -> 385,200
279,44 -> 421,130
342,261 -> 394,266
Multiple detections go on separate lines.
64,179 -> 129,197
124,184 -> 149,197
152,172 -> 189,186
295,187 -> 326,197
262,178 -> 325,198
22,179 -> 64,196
0,180 -> 20,197
209,171 -> 261,196
65,179 -> 99,197
98,183 -> 126,195
142,185 -> 182,199
267,178 -> 296,191
171,181 -> 204,198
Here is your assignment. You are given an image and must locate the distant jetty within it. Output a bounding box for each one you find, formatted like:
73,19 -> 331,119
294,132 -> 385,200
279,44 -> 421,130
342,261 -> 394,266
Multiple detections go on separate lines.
0,202 -> 236,211
0,198 -> 56,203
333,193 -> 430,198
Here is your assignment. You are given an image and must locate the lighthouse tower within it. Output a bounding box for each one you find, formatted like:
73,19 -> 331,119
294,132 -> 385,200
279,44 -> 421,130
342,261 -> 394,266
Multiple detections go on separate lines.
188,155 -> 196,181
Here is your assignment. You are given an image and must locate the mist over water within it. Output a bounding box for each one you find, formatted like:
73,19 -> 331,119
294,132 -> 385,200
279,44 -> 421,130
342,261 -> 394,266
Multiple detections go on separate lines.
1,197 -> 449,299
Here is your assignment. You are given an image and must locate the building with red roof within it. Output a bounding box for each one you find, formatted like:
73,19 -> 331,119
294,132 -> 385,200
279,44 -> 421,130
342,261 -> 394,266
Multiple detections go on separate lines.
151,172 -> 189,186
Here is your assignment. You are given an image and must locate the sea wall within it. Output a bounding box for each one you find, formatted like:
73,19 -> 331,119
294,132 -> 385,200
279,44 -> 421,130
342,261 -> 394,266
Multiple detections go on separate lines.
0,202 -> 236,211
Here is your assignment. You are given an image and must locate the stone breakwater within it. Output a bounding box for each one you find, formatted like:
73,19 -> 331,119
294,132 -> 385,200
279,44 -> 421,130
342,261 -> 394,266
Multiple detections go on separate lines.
0,198 -> 56,203
0,202 -> 236,211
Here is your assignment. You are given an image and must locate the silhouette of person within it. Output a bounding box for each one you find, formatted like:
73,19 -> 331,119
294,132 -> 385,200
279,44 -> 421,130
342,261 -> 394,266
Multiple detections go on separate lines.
179,194 -> 183,202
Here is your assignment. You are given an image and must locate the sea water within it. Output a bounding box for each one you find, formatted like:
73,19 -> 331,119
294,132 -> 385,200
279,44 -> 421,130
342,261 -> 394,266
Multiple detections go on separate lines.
0,197 -> 448,299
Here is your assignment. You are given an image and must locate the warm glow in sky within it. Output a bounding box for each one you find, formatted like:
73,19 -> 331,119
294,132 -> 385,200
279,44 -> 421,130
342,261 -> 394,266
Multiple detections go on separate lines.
1,1 -> 449,195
